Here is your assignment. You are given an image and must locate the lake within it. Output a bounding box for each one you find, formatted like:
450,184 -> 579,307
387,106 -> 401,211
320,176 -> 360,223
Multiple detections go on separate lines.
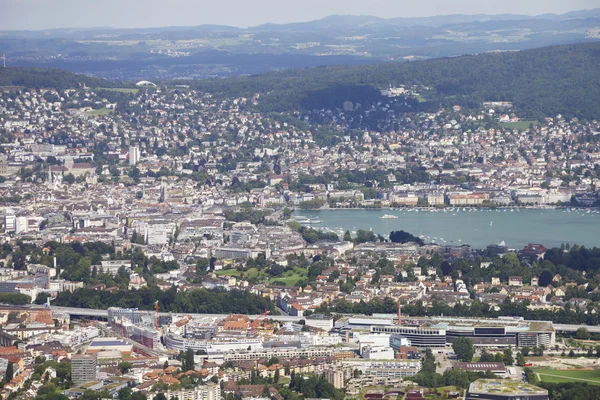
293,208 -> 600,249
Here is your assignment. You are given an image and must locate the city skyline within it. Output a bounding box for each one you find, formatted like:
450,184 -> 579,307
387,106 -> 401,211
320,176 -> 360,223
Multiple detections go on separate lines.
1,0 -> 598,30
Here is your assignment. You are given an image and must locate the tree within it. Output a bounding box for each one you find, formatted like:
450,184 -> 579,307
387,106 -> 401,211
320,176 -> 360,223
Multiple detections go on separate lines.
480,350 -> 494,362
575,327 -> 591,340
343,230 -> 352,242
4,361 -> 13,382
538,270 -> 554,287
63,173 -> 75,184
182,348 -> 196,371
452,338 -> 474,362
274,369 -> 280,383
118,361 -> 133,374
503,348 -> 514,366
389,230 -> 424,246
261,386 -> 270,398
154,394 -> 167,400
265,357 -> 279,367
118,388 -> 133,400
521,346 -> 530,356
517,352 -> 526,367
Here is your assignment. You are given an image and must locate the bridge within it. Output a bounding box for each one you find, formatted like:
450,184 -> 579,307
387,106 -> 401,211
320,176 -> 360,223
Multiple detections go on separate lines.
46,305 -> 304,323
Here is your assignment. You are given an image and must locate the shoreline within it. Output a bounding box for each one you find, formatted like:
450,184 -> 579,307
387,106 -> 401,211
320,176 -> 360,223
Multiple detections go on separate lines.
295,205 -> 598,212
291,207 -> 600,249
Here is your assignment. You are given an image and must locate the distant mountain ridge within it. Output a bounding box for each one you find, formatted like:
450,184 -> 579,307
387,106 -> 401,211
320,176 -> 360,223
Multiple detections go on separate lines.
2,8 -> 599,36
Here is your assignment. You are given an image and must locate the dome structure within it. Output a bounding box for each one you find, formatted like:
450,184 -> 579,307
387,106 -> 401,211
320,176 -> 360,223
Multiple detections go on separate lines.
136,80 -> 157,87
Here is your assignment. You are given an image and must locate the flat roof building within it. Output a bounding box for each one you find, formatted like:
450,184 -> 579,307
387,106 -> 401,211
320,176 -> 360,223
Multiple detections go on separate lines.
71,353 -> 97,386
466,379 -> 548,400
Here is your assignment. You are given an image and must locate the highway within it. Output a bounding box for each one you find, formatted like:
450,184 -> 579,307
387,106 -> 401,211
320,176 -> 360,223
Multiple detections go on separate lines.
47,305 -> 304,323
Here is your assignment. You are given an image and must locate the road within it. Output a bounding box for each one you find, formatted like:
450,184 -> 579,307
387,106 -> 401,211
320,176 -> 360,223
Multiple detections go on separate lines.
11,304 -> 600,334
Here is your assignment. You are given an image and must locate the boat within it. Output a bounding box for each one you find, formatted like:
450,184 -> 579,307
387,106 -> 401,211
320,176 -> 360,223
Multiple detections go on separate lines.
294,216 -> 321,224
379,214 -> 399,219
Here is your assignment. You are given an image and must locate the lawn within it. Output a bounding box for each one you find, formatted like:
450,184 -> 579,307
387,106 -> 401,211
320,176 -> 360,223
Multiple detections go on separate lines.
216,267 -> 261,280
96,87 -> 140,94
216,266 -> 307,286
536,369 -> 600,385
86,107 -> 113,116
500,120 -> 538,130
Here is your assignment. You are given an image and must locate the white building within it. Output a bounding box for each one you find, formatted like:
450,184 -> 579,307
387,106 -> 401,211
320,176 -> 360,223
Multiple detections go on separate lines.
129,146 -> 140,166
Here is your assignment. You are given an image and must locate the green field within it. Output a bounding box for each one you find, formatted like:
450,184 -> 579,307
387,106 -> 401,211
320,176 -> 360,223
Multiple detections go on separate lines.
95,87 -> 139,94
216,266 -> 307,286
536,369 -> 600,385
86,107 -> 113,116
500,120 -> 539,130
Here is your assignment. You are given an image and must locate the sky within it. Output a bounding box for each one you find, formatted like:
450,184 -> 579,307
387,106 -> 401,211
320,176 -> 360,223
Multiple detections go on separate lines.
1,0 -> 599,30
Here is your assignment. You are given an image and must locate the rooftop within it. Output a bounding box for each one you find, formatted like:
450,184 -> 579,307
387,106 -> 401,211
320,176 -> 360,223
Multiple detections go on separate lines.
468,379 -> 548,396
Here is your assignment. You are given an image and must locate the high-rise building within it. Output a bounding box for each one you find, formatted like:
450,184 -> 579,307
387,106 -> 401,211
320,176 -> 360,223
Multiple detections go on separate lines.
71,354 -> 97,385
324,368 -> 345,389
4,210 -> 16,233
129,146 -> 140,166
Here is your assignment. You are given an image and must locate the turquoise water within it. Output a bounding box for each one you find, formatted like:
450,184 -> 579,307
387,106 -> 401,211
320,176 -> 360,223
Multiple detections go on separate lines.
293,208 -> 600,249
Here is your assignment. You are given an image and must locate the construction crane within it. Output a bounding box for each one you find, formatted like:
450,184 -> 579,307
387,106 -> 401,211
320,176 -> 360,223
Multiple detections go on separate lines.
249,309 -> 270,335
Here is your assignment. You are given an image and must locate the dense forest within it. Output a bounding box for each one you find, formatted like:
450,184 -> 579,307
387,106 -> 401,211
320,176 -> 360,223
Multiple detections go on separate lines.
39,286 -> 275,315
3,42 -> 599,120
0,67 -> 125,89
179,42 -> 600,120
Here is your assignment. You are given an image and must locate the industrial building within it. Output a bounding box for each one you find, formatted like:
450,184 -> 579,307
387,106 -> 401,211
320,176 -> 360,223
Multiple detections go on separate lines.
338,316 -> 554,349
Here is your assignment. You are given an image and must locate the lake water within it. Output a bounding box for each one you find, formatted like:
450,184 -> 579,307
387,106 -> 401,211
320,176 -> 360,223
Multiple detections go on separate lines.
293,208 -> 600,249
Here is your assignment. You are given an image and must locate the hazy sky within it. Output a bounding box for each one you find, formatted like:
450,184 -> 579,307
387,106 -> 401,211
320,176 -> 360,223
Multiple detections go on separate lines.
1,0 -> 598,30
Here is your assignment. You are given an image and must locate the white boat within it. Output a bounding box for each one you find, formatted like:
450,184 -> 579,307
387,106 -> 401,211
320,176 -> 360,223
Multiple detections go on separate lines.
379,214 -> 399,219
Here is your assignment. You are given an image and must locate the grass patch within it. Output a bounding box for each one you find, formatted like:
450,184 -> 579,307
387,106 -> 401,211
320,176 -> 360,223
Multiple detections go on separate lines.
216,267 -> 261,280
500,120 -> 538,130
96,87 -> 139,94
536,369 -> 600,385
86,107 -> 113,116
421,386 -> 463,399
216,266 -> 307,286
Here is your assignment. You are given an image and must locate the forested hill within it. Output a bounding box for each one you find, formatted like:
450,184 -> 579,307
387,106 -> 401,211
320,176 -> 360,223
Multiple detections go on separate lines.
179,42 -> 600,120
0,67 -> 124,89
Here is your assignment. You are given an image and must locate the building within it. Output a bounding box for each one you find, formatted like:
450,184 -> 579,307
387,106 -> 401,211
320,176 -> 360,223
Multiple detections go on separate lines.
466,379 -> 548,400
71,354 -> 97,385
519,244 -> 547,260
147,383 -> 221,400
455,362 -> 506,377
129,146 -> 140,166
371,326 -> 446,348
361,345 -> 395,360
370,317 -> 554,349
324,368 -> 345,389
341,359 -> 421,378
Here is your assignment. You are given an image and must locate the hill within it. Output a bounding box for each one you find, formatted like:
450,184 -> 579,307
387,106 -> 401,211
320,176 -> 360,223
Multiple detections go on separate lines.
180,42 -> 600,120
0,67 -> 124,89
2,9 -> 599,80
